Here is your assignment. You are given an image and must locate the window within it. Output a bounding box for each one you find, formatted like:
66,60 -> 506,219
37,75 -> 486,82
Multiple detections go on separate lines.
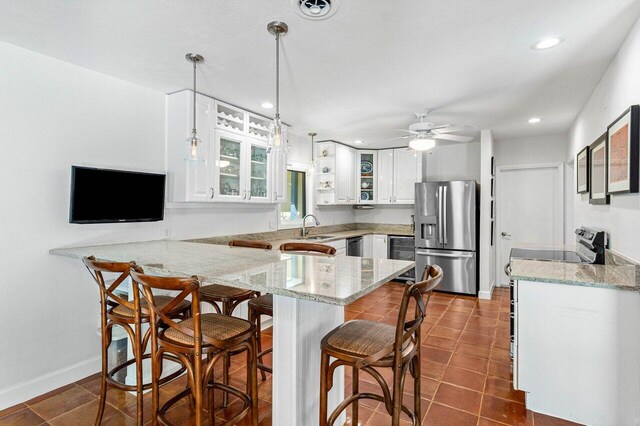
279,169 -> 307,227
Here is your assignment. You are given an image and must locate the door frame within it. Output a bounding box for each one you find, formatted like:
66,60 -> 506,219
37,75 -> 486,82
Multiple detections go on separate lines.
495,162 -> 565,287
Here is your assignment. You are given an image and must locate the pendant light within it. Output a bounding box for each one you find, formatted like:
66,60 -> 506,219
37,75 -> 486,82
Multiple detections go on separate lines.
185,53 -> 204,161
267,21 -> 289,153
309,132 -> 317,171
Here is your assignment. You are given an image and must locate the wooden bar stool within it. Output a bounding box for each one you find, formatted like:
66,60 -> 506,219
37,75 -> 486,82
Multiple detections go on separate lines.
319,265 -> 443,426
199,239 -> 271,405
248,242 -> 337,380
131,267 -> 259,426
82,256 -> 191,426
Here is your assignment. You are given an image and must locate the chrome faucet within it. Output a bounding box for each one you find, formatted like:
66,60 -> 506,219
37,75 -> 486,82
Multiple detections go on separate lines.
302,214 -> 320,237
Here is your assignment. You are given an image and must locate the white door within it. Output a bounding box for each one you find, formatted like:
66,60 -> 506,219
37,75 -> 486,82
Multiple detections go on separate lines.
497,163 -> 564,286
377,150 -> 394,204
393,148 -> 421,204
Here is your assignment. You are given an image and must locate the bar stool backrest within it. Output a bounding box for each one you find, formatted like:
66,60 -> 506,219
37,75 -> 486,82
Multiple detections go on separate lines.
356,264 -> 443,368
83,256 -> 139,314
279,242 -> 337,255
229,239 -> 273,250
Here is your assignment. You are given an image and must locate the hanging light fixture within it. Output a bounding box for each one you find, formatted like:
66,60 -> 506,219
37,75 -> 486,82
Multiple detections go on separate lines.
409,136 -> 436,151
309,132 -> 317,170
267,21 -> 289,153
184,53 -> 205,161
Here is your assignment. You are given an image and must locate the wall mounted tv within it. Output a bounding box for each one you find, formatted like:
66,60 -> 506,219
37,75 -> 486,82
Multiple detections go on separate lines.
69,166 -> 166,224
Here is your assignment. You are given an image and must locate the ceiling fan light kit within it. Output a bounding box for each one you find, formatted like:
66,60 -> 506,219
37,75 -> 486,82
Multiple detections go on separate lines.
397,111 -> 476,150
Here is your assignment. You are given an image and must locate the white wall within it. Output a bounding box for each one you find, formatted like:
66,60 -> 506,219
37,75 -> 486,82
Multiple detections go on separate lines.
494,134 -> 567,167
479,130 -> 495,299
425,142 -> 481,182
568,16 -> 640,261
0,41 -> 352,409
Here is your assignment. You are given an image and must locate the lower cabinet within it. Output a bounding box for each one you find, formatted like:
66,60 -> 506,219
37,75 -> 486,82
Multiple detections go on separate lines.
371,235 -> 388,259
362,235 -> 373,258
324,239 -> 346,256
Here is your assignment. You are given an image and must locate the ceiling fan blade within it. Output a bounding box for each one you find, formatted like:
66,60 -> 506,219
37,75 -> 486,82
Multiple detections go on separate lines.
433,124 -> 477,134
396,129 -> 419,134
434,134 -> 475,143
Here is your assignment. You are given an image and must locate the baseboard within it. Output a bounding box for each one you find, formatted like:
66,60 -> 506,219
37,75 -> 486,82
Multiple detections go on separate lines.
478,280 -> 495,300
0,356 -> 101,411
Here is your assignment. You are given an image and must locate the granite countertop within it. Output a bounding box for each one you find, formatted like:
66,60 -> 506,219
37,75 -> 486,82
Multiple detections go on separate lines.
510,259 -> 640,292
189,223 -> 414,248
50,240 -> 414,305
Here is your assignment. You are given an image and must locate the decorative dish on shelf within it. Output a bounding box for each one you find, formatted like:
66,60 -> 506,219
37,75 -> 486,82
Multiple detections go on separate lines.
360,192 -> 370,201
361,161 -> 373,174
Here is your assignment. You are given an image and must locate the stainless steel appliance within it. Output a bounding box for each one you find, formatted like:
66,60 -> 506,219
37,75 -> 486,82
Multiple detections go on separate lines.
388,236 -> 415,282
505,226 -> 607,359
414,180 -> 479,294
346,236 -> 363,257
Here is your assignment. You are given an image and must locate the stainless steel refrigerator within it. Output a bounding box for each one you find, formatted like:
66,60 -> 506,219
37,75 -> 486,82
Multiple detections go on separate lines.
414,180 -> 479,295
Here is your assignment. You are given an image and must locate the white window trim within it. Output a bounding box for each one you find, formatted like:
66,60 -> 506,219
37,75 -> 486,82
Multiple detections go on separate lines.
277,160 -> 313,230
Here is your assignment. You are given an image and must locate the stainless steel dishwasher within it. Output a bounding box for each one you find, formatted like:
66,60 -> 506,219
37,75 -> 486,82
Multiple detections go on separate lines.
387,236 -> 415,282
346,236 -> 363,257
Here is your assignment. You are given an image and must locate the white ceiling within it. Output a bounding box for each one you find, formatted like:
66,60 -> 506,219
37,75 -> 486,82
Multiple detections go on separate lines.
1,0 -> 639,148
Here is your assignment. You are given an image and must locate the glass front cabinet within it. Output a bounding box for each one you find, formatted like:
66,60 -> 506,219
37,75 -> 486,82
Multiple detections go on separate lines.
357,150 -> 377,204
166,91 -> 283,204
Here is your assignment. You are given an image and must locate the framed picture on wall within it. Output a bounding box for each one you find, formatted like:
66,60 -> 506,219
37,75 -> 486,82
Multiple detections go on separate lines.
490,220 -> 494,246
576,146 -> 589,193
607,105 -> 639,194
491,156 -> 495,177
491,178 -> 495,197
589,133 -> 610,205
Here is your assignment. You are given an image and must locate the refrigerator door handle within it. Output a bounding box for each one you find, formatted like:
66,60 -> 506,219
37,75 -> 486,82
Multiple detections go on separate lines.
437,186 -> 443,244
443,185 -> 448,245
416,251 -> 474,259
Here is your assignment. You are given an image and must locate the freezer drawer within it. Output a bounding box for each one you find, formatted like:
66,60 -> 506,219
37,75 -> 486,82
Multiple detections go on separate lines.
415,249 -> 477,295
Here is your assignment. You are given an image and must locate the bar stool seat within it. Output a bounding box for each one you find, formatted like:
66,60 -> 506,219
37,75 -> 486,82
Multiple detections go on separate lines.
163,313 -> 253,346
199,284 -> 255,301
247,293 -> 273,315
323,320 -> 412,360
111,296 -> 190,318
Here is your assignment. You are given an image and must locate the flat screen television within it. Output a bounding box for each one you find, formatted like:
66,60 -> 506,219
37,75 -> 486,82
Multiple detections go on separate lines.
69,166 -> 166,224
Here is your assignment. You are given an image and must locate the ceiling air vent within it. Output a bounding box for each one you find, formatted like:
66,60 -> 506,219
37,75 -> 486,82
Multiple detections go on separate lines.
291,0 -> 338,20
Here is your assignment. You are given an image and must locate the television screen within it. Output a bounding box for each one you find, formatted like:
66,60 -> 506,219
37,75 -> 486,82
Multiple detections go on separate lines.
69,166 -> 166,224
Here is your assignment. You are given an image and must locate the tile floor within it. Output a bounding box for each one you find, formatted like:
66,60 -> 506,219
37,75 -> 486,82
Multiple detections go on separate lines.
0,284 -> 581,425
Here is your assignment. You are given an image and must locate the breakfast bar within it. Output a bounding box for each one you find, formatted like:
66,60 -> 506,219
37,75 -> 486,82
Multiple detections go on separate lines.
50,240 -> 415,426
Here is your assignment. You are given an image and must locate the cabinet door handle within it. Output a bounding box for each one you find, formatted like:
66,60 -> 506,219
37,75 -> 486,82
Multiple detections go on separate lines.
210,187 -> 214,199
242,190 -> 247,200
248,192 -> 252,200
273,192 -> 277,201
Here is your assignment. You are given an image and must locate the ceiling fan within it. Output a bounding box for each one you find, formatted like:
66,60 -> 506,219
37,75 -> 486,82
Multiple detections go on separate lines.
396,111 -> 477,151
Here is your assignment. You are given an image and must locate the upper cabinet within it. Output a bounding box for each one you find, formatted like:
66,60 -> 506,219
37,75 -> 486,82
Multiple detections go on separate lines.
315,142 -> 422,206
377,148 -> 422,204
393,148 -> 422,204
357,151 -> 377,204
167,91 -> 286,204
335,144 -> 357,204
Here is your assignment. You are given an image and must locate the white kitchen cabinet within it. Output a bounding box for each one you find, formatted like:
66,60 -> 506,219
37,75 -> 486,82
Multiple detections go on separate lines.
362,235 -> 373,258
325,239 -> 346,256
335,144 -> 357,204
371,234 -> 388,259
357,151 -> 377,204
377,149 -> 395,204
393,148 -> 422,204
376,149 -> 421,204
166,91 -> 216,202
167,90 -> 286,204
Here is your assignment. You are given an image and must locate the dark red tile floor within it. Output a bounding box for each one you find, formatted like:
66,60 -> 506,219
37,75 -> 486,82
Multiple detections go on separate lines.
0,284 -> 581,425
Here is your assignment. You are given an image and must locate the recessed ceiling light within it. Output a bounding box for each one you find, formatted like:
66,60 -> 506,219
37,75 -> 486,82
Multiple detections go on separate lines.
531,37 -> 564,50
261,101 -> 274,109
354,140 -> 363,144
528,117 -> 542,124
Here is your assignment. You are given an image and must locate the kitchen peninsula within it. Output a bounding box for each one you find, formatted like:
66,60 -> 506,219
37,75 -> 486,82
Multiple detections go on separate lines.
50,239 -> 414,426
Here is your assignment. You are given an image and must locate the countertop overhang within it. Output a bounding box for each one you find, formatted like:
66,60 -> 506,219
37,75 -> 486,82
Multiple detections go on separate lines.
50,240 -> 415,305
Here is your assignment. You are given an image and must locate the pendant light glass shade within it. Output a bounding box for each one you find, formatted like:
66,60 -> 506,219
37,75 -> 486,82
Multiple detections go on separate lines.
184,53 -> 205,162
269,116 -> 287,153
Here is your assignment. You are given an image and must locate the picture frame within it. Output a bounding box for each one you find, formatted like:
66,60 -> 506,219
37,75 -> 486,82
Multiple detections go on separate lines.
589,133 -> 610,205
490,220 -> 494,246
576,146 -> 589,194
607,105 -> 639,194
491,178 -> 494,197
491,156 -> 495,177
